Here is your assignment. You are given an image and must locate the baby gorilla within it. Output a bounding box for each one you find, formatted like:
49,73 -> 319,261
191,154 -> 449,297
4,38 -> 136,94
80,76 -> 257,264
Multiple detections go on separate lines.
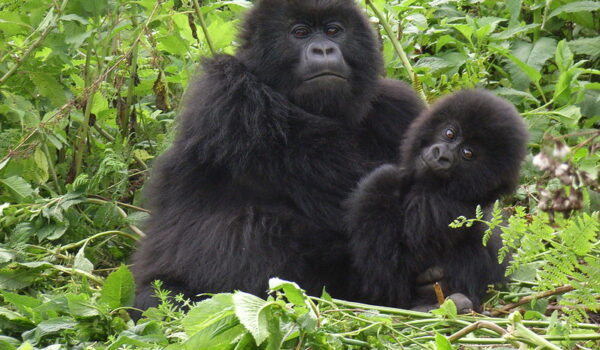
346,90 -> 528,311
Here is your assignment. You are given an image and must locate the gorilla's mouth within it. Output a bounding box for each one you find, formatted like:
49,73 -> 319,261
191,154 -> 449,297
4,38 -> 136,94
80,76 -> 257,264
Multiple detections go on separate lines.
304,72 -> 348,82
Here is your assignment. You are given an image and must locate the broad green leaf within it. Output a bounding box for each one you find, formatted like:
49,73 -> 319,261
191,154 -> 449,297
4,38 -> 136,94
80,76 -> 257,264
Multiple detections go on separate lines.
33,148 -> 49,183
107,321 -> 168,350
505,0 -> 522,26
100,265 -> 135,309
449,24 -> 474,42
492,23 -> 539,40
1,292 -> 42,317
0,176 -> 34,201
30,73 -> 67,106
555,40 -> 574,72
548,1 -> 600,19
90,91 -> 108,116
268,278 -> 306,306
233,292 -> 271,346
74,246 -> 94,273
22,317 -> 77,345
434,333 -> 453,350
503,53 -> 541,84
66,294 -> 100,317
183,293 -> 235,335
505,38 -> 556,88
0,248 -> 15,263
568,37 -> 600,57
182,318 -> 247,350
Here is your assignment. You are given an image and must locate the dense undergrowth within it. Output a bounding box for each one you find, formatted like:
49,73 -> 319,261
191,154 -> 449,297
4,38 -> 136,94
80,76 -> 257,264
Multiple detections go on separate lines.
0,0 -> 599,349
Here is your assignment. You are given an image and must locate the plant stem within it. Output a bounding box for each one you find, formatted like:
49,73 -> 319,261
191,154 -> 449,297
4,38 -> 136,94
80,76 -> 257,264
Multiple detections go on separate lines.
491,285 -> 574,316
73,40 -> 96,178
448,321 -> 508,342
192,0 -> 215,55
316,297 -> 432,318
365,0 -> 427,103
57,230 -> 139,252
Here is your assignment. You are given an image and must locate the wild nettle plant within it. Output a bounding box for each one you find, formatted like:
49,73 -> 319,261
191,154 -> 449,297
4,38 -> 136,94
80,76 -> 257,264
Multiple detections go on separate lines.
451,139 -> 599,322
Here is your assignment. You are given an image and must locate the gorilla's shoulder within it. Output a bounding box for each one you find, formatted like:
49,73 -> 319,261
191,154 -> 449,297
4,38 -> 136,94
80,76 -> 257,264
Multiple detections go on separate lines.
363,78 -> 425,140
199,54 -> 251,81
375,78 -> 424,113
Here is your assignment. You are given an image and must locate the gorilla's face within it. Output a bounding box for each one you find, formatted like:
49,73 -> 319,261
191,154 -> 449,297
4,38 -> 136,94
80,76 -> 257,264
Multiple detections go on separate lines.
417,123 -> 476,178
238,0 -> 383,121
401,90 -> 528,203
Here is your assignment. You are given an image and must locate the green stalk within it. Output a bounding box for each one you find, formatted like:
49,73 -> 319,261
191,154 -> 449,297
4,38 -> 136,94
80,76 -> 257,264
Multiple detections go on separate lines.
57,230 -> 139,252
316,297 -> 432,318
42,141 -> 62,194
365,0 -> 427,103
192,0 -> 215,55
73,41 -> 95,178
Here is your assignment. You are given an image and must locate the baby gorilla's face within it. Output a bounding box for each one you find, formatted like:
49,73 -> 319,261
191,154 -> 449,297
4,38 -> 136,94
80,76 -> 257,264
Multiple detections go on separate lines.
417,123 -> 477,178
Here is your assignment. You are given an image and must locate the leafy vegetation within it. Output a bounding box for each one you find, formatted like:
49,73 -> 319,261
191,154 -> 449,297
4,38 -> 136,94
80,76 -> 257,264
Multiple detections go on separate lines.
0,0 -> 598,348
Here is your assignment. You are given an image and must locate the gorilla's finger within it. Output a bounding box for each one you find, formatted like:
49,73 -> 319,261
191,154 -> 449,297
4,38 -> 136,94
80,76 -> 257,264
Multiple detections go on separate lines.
415,266 -> 444,285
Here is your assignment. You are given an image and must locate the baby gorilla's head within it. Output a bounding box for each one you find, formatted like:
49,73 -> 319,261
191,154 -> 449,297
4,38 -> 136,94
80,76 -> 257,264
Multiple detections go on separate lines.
402,90 -> 529,204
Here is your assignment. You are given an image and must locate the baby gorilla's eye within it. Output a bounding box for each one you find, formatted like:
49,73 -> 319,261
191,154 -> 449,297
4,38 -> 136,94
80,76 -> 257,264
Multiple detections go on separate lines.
462,148 -> 474,159
326,25 -> 342,36
444,128 -> 456,140
292,26 -> 310,38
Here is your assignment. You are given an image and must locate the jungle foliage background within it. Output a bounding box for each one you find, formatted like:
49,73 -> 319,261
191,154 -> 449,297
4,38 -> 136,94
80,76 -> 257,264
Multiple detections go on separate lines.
0,0 -> 599,349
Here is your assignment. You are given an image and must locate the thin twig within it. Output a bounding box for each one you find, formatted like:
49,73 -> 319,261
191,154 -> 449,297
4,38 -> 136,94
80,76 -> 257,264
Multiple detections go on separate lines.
447,321 -> 508,342
491,285 -> 574,316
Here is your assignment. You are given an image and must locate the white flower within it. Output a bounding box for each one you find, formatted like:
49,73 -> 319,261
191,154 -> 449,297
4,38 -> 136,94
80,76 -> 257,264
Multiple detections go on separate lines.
533,153 -> 551,171
553,143 -> 571,158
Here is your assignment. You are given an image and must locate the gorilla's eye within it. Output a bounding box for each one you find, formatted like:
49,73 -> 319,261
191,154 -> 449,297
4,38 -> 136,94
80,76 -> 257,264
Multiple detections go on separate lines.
292,26 -> 311,38
444,128 -> 456,140
462,148 -> 474,160
325,25 -> 342,36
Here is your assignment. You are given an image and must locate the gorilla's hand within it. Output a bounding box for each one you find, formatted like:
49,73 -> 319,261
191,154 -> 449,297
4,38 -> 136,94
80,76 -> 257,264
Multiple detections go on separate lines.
414,266 -> 444,301
411,293 -> 474,314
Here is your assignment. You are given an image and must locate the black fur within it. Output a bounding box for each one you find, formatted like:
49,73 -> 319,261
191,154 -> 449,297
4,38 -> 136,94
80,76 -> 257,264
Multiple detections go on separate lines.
346,90 -> 528,309
132,0 -> 424,311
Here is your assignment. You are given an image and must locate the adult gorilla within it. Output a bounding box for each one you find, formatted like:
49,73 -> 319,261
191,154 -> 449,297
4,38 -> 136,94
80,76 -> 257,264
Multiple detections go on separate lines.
133,0 -> 424,310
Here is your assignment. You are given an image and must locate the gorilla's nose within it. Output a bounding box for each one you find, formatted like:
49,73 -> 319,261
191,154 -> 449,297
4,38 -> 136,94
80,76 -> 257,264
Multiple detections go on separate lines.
429,144 -> 453,170
307,42 -> 342,64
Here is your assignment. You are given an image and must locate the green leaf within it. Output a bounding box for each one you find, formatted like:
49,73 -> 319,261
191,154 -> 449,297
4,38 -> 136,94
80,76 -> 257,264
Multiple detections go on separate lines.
568,37 -> 600,57
107,321 -> 168,350
449,24 -> 474,42
183,293 -> 235,335
73,246 -> 94,273
492,23 -> 539,40
434,333 -> 453,350
22,317 -> 77,345
66,294 -> 100,317
548,1 -> 600,19
32,148 -> 49,183
431,299 -> 458,319
233,292 -> 271,346
100,265 -> 135,309
268,278 -> 306,306
0,248 -> 15,264
505,38 -> 557,88
0,176 -> 34,201
555,40 -> 574,72
0,268 -> 39,290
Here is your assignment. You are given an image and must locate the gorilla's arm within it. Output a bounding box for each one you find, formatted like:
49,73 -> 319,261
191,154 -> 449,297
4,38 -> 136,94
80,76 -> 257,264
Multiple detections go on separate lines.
168,55 -> 366,228
345,164 -> 415,306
